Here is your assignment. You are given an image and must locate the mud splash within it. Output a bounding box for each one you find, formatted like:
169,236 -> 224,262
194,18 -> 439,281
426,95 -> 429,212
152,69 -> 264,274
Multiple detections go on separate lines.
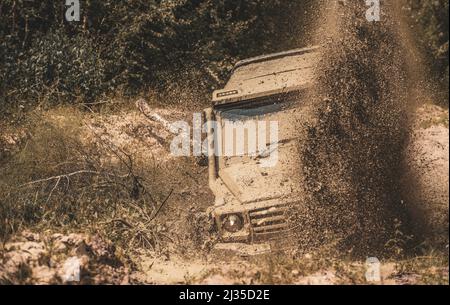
289,1 -> 424,257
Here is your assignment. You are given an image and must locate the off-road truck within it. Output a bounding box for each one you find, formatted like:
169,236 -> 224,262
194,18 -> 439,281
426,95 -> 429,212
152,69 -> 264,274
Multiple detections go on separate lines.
204,46 -> 320,244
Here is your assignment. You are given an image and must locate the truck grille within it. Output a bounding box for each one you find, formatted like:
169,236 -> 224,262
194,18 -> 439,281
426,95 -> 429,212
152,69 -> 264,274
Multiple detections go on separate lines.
249,204 -> 289,240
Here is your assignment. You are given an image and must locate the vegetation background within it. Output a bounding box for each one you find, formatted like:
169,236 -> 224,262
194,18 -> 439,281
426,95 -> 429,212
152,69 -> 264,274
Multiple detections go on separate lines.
0,1 -> 448,284
0,0 -> 448,112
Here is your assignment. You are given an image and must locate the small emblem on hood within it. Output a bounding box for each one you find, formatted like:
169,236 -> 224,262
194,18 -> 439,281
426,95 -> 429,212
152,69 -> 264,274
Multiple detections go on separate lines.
217,90 -> 239,98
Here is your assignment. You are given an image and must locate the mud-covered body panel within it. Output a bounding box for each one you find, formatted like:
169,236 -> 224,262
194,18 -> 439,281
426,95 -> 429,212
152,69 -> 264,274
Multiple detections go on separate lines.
207,47 -> 319,243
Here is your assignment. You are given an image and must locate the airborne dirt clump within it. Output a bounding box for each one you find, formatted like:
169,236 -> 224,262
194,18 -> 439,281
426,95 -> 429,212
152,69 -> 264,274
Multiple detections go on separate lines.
290,1 -> 424,257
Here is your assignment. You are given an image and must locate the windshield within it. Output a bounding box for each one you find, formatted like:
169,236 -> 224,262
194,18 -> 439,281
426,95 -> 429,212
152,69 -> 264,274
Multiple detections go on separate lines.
215,93 -> 300,122
214,93 -> 303,167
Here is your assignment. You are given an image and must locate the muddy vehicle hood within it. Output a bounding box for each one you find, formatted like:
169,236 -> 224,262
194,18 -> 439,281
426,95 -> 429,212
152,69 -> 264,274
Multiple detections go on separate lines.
217,141 -> 301,204
213,46 -> 319,105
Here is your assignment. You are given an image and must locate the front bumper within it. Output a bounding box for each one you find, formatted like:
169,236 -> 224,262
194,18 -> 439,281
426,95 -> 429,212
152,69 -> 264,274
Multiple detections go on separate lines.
212,200 -> 290,243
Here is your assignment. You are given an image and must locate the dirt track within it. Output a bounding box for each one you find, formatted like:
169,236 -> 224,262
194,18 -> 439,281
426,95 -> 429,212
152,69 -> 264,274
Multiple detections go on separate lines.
3,102 -> 447,284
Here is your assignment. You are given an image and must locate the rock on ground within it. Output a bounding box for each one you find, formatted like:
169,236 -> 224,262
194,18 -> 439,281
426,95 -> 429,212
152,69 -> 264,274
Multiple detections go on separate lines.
0,231 -> 129,285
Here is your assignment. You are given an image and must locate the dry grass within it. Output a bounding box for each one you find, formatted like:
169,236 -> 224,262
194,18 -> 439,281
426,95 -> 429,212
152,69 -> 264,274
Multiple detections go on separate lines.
0,107 -> 174,259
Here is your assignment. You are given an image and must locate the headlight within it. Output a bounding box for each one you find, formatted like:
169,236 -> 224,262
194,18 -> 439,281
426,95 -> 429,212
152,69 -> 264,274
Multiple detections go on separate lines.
222,214 -> 244,233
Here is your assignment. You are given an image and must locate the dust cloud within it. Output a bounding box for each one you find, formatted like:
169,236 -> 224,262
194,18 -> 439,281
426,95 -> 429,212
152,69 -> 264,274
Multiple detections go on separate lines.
288,0 -> 431,258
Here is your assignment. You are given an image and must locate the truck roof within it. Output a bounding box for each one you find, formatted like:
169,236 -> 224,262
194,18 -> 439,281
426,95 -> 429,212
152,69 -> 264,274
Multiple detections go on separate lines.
213,46 -> 320,105
233,46 -> 320,71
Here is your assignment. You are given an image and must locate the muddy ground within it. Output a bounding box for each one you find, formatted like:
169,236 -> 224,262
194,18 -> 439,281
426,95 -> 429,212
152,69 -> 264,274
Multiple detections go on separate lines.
1,101 -> 448,285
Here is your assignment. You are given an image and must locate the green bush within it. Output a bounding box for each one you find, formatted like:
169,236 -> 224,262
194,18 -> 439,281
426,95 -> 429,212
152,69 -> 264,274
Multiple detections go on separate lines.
0,0 -> 316,106
0,111 -> 169,251
407,0 -> 449,103
0,1 -> 447,107
20,28 -> 109,103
